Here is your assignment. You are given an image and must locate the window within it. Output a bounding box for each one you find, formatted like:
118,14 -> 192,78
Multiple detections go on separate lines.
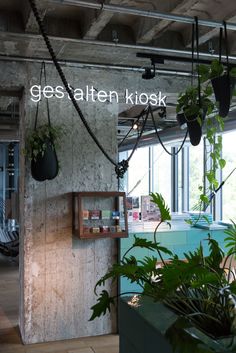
222,131 -> 236,222
189,140 -> 204,210
152,144 -> 171,207
127,147 -> 149,197
119,127 -> 236,221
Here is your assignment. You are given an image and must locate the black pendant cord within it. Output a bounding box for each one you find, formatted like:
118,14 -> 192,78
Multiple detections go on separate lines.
127,107 -> 149,162
223,21 -> 229,74
28,0 -> 121,171
194,16 -> 201,107
43,62 -> 52,128
34,62 -> 44,130
118,126 -> 134,148
219,27 -> 223,64
149,106 -> 188,156
118,106 -> 148,149
191,22 -> 195,87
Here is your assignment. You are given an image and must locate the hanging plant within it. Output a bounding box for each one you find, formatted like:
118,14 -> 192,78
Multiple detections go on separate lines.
25,123 -> 66,181
176,84 -> 214,146
25,62 -> 66,182
199,59 -> 236,118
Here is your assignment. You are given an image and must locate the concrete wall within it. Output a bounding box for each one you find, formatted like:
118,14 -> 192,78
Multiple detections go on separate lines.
0,60 -> 189,344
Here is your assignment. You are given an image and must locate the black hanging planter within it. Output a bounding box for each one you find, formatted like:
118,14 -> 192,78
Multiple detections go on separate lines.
177,112 -> 204,147
31,139 -> 59,182
211,21 -> 234,118
211,74 -> 235,118
27,62 -> 63,182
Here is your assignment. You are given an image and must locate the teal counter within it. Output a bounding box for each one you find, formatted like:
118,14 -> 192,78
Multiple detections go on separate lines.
119,226 -> 227,294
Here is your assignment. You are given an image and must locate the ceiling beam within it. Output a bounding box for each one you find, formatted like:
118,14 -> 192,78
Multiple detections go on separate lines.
136,0 -> 201,44
23,1 -> 47,33
185,14 -> 236,48
83,9 -> 113,40
83,0 -> 123,40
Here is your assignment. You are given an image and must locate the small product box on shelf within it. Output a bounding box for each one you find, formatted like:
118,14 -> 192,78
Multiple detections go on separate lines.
112,211 -> 120,220
101,210 -> 111,219
83,226 -> 90,233
110,225 -> 116,233
116,225 -> 122,232
82,210 -> 89,220
89,210 -> 101,220
100,226 -> 110,233
91,227 -> 100,233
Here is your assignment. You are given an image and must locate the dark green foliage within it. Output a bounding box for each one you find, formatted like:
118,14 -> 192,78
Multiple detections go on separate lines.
89,290 -> 114,321
90,192 -> 236,352
25,124 -> 66,161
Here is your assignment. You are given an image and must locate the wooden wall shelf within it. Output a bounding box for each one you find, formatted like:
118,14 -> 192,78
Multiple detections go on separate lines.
72,191 -> 128,239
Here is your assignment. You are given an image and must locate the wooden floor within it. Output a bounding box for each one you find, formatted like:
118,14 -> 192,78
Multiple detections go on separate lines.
0,254 -> 119,353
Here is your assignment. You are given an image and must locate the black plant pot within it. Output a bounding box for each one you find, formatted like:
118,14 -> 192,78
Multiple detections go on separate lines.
177,112 -> 203,146
211,74 -> 235,118
31,140 -> 59,182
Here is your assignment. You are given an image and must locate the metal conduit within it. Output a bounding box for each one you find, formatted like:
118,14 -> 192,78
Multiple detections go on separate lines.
2,31 -> 236,62
52,0 -> 236,31
0,54 -> 195,76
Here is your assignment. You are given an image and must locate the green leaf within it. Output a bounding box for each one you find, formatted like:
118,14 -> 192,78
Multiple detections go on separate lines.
230,67 -> 236,78
150,192 -> 171,222
89,290 -> 115,320
219,158 -> 226,169
210,59 -> 224,79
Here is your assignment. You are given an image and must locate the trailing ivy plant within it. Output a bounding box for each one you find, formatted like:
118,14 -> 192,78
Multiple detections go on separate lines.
180,60 -> 236,221
90,193 -> 236,352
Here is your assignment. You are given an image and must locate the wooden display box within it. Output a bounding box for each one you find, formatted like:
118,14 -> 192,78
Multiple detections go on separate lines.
72,191 -> 128,239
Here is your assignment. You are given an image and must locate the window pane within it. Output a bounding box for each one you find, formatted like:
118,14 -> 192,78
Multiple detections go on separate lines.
152,145 -> 171,207
189,141 -> 204,210
222,131 -> 236,221
128,147 -> 149,197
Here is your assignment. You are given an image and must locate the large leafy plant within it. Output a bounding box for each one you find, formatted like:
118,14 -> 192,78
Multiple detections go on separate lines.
90,193 -> 236,352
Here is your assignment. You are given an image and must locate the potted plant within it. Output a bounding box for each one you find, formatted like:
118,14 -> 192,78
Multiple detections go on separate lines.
176,84 -> 214,146
25,123 -> 65,181
199,60 -> 236,118
90,192 -> 236,352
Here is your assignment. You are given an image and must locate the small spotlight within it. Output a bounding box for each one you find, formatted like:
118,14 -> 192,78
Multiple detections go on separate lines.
142,65 -> 155,80
132,122 -> 139,130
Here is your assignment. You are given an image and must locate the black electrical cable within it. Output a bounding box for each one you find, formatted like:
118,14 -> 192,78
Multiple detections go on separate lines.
28,0 -> 153,179
127,107 -> 149,162
149,105 -> 188,156
118,106 -> 148,148
194,16 -> 201,107
28,0 -> 118,167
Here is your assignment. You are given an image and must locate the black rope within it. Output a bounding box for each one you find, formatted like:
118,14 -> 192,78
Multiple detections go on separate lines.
34,62 -> 44,130
191,22 -> 194,86
194,16 -> 201,107
127,107 -> 149,162
219,27 -> 223,64
149,105 -> 188,156
223,21 -> 229,74
43,62 -> 52,127
28,0 -> 118,168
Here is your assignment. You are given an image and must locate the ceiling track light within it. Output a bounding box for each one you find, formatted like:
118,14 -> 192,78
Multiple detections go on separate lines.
142,60 -> 156,80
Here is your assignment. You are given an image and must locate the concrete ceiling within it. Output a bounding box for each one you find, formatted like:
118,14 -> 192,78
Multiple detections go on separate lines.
0,0 -> 236,143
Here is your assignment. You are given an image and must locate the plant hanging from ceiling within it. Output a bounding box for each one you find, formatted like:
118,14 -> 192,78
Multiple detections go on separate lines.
176,19 -> 236,216
25,62 -> 66,182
